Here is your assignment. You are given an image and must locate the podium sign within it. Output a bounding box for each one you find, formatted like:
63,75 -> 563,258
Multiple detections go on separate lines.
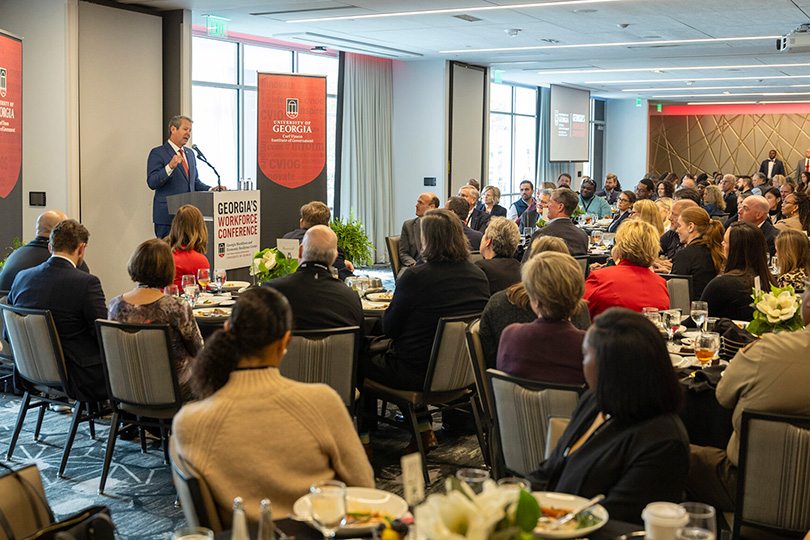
212,190 -> 260,271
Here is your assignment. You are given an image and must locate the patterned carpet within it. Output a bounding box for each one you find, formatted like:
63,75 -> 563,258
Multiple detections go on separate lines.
0,391 -> 484,539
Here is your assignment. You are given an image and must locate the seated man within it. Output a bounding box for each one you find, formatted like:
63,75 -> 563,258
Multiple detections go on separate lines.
738,194 -> 778,256
447,196 -> 483,250
578,178 -> 612,218
520,188 -> 552,232
264,225 -> 363,331
0,210 -> 89,291
686,286 -> 810,512
458,185 -> 491,233
658,199 -> 698,262
507,180 -> 534,222
283,201 -> 354,280
522,188 -> 589,259
7,220 -> 108,402
398,192 -> 439,268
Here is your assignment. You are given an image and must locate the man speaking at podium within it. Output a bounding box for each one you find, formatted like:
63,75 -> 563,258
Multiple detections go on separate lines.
147,115 -> 216,238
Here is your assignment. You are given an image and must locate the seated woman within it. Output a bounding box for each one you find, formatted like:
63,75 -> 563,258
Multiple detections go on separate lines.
172,287 -> 374,524
775,229 -> 810,292
656,179 -> 675,199
671,207 -> 724,300
527,308 -> 689,524
656,197 -> 674,230
776,190 -> 810,233
476,217 -> 521,295
632,199 -> 665,236
584,220 -> 669,320
497,251 -> 586,384
702,184 -> 727,217
166,204 -> 209,287
482,185 -> 508,216
763,187 -> 783,224
700,222 -> 775,320
607,191 -> 635,233
108,239 -> 203,395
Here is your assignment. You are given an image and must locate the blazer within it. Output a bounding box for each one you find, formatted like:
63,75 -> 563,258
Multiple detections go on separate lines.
607,210 -> 631,233
0,236 -> 90,291
263,262 -> 363,331
529,391 -> 690,524
486,204 -> 507,217
759,218 -> 778,257
147,142 -> 210,225
523,217 -> 589,260
723,191 -> 738,219
584,260 -> 669,319
775,214 -> 804,232
475,256 -> 521,295
467,207 -> 492,234
671,241 -> 719,300
759,158 -> 785,178
596,189 -> 620,205
497,319 -> 586,384
796,158 -> 810,183
463,224 -> 483,251
398,217 -> 421,267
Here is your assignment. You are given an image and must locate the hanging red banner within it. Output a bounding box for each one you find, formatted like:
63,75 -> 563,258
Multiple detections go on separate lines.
0,30 -> 22,199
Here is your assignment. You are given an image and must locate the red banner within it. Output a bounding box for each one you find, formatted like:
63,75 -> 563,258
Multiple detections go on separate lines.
0,31 -> 21,199
257,73 -> 326,189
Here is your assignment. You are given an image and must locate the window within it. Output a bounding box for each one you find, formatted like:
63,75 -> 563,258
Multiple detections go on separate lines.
488,82 -> 538,209
191,36 -> 338,207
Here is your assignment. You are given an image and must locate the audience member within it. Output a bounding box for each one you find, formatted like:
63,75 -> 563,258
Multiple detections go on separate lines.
523,188 -> 589,259
7,220 -> 108,402
481,186 -> 507,216
751,172 -> 768,196
759,149 -> 785,179
771,174 -> 786,188
632,199 -> 665,236
283,201 -> 354,280
656,197 -> 674,230
475,217 -> 521,295
656,180 -> 675,199
700,222 -> 774,320
458,185 -> 491,233
776,190 -> 810,233
658,199 -> 698,262
687,286 -> 810,513
398,192 -> 438,268
108,239 -> 203,396
779,179 -> 797,200
674,187 -> 702,205
507,180 -> 534,221
557,173 -> 572,188
596,173 -> 621,205
447,196 -> 483,250
763,186 -> 783,223
519,188 -> 552,233
738,195 -> 778,256
671,207 -> 724,300
528,308 -> 688,523
585,220 -> 669,319
702,184 -> 727,217
775,229 -> 810,292
680,176 -> 698,191
800,170 -> 810,192
173,287 -> 373,523
720,174 -> 738,220
607,191 -> 635,234
578,178 -> 612,218
166,204 -> 211,288
264,225 -> 363,330
635,178 -> 655,200
796,148 -> 810,184
738,176 -> 754,195
497,252 -> 586,384
0,210 -> 90,291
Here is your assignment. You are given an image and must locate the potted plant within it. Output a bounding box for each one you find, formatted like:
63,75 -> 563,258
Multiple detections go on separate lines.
0,238 -> 24,273
330,210 -> 374,267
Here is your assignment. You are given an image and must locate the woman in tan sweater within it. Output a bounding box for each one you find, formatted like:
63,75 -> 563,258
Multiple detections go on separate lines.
172,287 -> 374,524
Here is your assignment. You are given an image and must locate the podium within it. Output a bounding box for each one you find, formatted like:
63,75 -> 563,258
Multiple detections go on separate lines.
167,191 -> 261,278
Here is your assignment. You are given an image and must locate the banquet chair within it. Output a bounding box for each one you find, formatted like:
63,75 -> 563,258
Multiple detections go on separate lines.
170,439 -> 223,533
732,410 -> 810,540
1,303 -> 105,478
361,313 -> 484,482
0,294 -> 15,392
660,273 -> 692,313
469,251 -> 484,263
280,326 -> 361,413
385,236 -> 402,282
96,320 -> 184,494
486,369 -> 585,478
464,319 -> 494,467
573,255 -> 590,279
0,463 -> 54,540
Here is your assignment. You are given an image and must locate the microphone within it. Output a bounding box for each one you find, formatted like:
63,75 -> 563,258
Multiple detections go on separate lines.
191,144 -> 207,161
191,144 -> 221,190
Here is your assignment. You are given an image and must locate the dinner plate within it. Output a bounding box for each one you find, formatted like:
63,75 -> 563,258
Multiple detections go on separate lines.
532,492 -> 608,539
682,330 -> 701,340
366,291 -> 394,302
362,300 -> 389,310
193,306 -> 232,318
195,295 -> 229,307
292,487 -> 408,535
219,280 -> 250,292
670,353 -> 689,368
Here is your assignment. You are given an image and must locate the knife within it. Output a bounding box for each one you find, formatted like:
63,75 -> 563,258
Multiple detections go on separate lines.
550,494 -> 605,530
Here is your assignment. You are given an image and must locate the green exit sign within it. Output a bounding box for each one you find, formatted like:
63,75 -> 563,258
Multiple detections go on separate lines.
657,103 -> 662,112
206,16 -> 229,38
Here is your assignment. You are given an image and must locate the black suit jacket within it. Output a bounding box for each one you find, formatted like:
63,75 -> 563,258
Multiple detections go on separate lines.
0,237 -> 90,291
263,262 -> 363,331
759,219 -> 778,257
759,158 -> 785,178
398,217 -> 421,267
489,204 -> 507,217
282,228 -> 353,281
8,257 -> 107,371
467,208 -> 491,234
607,211 -> 631,233
723,191 -> 738,219
475,257 -> 521,295
523,217 -> 589,261
463,225 -> 483,251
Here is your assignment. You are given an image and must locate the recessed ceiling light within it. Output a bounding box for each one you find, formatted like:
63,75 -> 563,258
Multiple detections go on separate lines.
287,0 -> 623,23
623,84 -> 810,92
574,8 -> 598,13
538,61 -> 810,75
651,91 -> 810,98
585,75 -> 810,84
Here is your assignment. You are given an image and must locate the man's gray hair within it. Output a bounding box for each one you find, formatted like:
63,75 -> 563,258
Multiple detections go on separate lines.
168,115 -> 192,136
301,225 -> 338,265
460,185 -> 480,200
538,188 -> 553,200
483,217 -> 520,257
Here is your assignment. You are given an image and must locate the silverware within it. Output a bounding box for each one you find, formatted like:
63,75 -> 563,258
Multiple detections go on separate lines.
550,494 -> 605,530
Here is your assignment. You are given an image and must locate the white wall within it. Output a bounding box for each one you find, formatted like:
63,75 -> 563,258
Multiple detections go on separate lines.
391,59 -> 447,233
0,0 -> 75,238
604,98 -> 649,189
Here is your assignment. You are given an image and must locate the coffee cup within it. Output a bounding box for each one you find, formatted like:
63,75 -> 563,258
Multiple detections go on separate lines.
642,502 -> 688,540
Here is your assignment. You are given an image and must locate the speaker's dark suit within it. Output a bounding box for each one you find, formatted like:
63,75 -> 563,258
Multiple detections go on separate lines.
147,142 -> 210,235
8,257 -> 108,401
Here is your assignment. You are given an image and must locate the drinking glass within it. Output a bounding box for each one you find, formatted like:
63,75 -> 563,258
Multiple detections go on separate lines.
184,284 -> 200,308
496,477 -> 531,499
181,274 -> 196,290
164,285 -> 180,296
455,468 -> 489,494
662,309 -> 682,340
691,301 -> 708,332
591,230 -> 603,248
197,268 -> 211,292
213,269 -> 226,294
770,254 -> 780,275
356,276 -> 370,297
642,307 -> 662,329
345,276 -> 357,290
676,502 -> 716,540
309,480 -> 347,539
695,332 -> 720,367
171,527 -> 214,540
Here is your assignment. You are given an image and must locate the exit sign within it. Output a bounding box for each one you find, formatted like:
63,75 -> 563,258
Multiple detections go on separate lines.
206,16 -> 229,38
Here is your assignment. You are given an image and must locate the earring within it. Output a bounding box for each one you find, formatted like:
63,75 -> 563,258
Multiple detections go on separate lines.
283,348 -> 288,355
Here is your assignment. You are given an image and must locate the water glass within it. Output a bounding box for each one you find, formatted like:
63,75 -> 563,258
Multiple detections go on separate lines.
455,468 -> 489,494
662,309 -> 682,340
691,301 -> 708,332
181,274 -> 196,290
171,527 -> 214,540
213,269 -> 226,293
356,276 -> 370,297
184,284 -> 200,308
642,307 -> 662,329
309,480 -> 347,539
695,332 -> 720,367
345,276 -> 357,290
591,230 -> 603,248
197,268 -> 211,291
496,477 -> 531,499
676,502 -> 716,540
164,285 -> 180,296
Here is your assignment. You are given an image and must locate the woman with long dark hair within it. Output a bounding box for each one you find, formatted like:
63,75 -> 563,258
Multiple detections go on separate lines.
700,221 -> 776,320
763,186 -> 783,223
776,190 -> 810,233
528,308 -> 688,523
672,207 -> 725,300
172,288 -> 373,523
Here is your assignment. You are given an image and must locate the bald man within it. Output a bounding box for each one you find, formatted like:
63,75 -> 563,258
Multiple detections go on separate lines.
0,211 -> 90,291
263,225 -> 363,331
738,195 -> 778,256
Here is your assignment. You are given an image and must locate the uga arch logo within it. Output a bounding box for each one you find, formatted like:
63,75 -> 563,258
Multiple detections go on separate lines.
0,68 -> 6,98
286,98 -> 299,119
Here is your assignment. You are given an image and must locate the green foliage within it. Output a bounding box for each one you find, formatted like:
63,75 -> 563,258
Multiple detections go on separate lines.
250,248 -> 298,284
571,205 -> 585,218
514,489 -> 541,533
0,237 -> 24,272
330,210 -> 374,267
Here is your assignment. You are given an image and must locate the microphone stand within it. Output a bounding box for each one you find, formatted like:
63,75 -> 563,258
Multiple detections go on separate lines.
193,147 -> 221,190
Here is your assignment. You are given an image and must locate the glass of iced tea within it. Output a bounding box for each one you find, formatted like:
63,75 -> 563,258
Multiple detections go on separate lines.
695,332 -> 720,367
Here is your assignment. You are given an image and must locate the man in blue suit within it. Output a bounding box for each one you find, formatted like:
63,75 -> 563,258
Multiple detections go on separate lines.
147,115 -> 212,238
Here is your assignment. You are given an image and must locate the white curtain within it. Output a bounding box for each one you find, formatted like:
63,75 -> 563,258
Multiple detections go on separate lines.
340,53 -> 394,264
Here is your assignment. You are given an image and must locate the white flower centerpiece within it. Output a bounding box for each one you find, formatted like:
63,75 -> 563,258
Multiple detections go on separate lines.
250,247 -> 297,284
748,284 -> 803,335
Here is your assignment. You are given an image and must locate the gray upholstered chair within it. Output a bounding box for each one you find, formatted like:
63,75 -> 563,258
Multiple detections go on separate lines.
361,313 -> 484,482
732,410 -> 810,539
468,251 -> 484,263
96,320 -> 183,494
486,368 -> 586,478
280,326 -> 361,412
573,254 -> 590,279
0,294 -> 14,391
385,236 -> 402,282
1,303 -> 104,478
660,273 -> 693,313
464,318 -> 493,466
169,439 -> 223,533
0,463 -> 54,540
